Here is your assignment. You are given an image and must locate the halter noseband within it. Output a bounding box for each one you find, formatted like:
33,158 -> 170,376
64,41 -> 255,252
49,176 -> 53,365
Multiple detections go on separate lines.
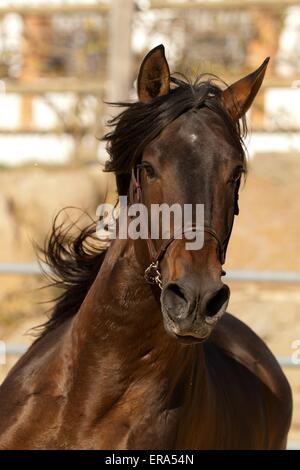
129,165 -> 236,290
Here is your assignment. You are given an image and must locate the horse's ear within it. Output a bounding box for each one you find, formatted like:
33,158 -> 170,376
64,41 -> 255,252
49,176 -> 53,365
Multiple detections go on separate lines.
137,45 -> 170,103
221,57 -> 270,121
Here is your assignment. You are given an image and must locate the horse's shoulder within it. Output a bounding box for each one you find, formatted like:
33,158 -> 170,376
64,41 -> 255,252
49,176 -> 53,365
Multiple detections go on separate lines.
209,313 -> 292,402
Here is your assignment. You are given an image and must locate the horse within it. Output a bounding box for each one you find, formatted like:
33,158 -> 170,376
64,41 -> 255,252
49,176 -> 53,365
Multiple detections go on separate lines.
0,45 -> 292,449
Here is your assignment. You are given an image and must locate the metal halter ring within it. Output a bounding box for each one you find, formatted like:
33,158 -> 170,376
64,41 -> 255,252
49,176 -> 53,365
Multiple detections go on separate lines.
144,261 -> 162,290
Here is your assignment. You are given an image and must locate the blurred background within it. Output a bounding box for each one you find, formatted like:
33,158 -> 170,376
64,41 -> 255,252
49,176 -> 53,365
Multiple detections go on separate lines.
0,0 -> 299,447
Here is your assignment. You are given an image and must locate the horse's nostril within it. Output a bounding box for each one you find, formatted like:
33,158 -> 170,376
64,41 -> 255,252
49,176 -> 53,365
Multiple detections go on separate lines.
162,283 -> 190,320
205,285 -> 229,318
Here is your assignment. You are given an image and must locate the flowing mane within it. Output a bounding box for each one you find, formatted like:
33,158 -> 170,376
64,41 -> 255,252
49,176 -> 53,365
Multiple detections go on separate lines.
37,74 -> 247,337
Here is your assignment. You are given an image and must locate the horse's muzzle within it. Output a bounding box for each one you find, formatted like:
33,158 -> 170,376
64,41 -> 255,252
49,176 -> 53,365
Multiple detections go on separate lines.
160,281 -> 230,341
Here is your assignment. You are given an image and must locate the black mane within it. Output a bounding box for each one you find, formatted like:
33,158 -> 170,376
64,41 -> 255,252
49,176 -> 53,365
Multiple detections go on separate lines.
38,75 -> 247,337
35,214 -> 106,336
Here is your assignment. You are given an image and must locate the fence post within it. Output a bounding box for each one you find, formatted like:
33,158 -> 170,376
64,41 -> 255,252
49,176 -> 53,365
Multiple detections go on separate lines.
106,0 -> 135,103
104,0 -> 134,201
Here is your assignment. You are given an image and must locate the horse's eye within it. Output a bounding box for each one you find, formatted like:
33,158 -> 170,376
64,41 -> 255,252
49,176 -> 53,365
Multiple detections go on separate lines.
229,167 -> 243,185
143,162 -> 156,180
232,174 -> 241,184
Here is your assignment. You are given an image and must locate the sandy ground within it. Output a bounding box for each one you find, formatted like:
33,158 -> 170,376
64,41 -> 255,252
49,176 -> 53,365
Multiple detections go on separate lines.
0,152 -> 299,445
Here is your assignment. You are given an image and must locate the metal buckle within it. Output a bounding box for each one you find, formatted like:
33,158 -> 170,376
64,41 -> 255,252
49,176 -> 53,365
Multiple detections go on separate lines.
144,261 -> 162,290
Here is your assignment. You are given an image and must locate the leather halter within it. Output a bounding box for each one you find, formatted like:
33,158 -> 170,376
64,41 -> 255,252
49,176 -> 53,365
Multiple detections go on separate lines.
129,164 -> 237,290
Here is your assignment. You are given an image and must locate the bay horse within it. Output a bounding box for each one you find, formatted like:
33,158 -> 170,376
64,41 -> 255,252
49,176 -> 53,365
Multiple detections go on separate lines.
0,46 -> 292,449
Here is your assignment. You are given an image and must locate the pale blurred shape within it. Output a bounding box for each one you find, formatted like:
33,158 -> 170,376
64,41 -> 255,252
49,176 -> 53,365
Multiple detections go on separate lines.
0,94 -> 20,129
265,88 -> 300,131
33,93 -> 77,130
276,6 -> 300,76
132,9 -> 185,66
0,134 -> 73,165
247,133 -> 300,159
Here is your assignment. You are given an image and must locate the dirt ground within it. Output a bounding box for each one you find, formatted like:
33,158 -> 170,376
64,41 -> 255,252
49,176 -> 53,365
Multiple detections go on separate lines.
0,152 -> 299,445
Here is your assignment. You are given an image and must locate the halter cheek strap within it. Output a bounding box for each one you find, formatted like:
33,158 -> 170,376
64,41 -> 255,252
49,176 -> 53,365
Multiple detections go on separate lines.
129,165 -> 236,290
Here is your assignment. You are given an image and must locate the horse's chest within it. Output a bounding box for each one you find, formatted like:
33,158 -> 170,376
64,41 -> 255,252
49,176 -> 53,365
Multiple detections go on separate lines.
89,393 -> 181,450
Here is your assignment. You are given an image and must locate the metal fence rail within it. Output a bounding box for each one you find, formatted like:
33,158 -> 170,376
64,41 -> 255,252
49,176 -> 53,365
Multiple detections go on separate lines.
1,262 -> 300,283
0,263 -> 49,275
226,270 -> 300,283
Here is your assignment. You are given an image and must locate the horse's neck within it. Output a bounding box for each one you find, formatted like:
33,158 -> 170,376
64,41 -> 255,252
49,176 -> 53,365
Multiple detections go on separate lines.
69,236 -> 204,400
